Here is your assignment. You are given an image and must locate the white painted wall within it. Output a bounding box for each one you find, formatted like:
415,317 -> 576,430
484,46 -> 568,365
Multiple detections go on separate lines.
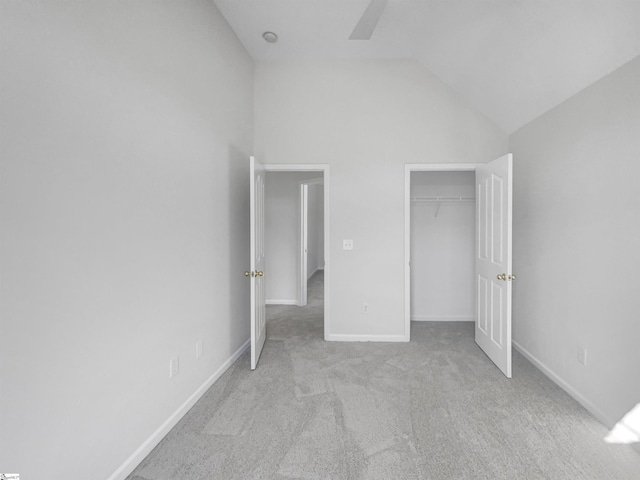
265,172 -> 322,303
510,56 -> 640,431
255,60 -> 508,339
410,172 -> 475,321
0,2 -> 253,479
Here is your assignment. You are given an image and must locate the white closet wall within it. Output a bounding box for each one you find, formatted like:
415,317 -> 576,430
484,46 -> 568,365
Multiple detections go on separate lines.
411,171 -> 475,321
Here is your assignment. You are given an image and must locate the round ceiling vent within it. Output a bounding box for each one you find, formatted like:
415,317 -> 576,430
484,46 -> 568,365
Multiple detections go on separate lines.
262,31 -> 278,43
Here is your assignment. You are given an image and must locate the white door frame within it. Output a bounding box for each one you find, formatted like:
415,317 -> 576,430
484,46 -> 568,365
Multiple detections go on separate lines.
404,163 -> 481,340
265,164 -> 330,340
298,177 -> 324,307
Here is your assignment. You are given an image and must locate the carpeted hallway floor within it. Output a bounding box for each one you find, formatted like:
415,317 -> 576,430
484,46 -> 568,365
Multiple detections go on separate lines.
128,271 -> 640,479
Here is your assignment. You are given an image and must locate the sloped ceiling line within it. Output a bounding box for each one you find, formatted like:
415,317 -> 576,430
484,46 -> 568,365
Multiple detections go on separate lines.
214,0 -> 640,133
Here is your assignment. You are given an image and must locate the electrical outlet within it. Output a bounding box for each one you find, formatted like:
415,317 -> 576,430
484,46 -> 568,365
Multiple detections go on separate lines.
196,340 -> 203,360
577,347 -> 587,366
362,303 -> 369,314
343,239 -> 354,251
170,356 -> 180,378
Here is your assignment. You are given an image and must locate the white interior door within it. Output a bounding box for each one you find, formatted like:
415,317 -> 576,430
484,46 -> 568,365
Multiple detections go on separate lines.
299,184 -> 309,306
249,156 -> 266,370
475,154 -> 513,378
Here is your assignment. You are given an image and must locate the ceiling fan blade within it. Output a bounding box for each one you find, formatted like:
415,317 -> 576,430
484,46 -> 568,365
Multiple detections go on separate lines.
349,0 -> 389,40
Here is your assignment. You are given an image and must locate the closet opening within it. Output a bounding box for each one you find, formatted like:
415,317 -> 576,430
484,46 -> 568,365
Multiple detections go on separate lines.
404,163 -> 480,339
410,171 -> 475,322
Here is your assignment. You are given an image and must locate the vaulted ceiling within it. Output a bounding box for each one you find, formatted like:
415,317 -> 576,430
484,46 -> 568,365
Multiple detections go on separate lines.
213,0 -> 640,133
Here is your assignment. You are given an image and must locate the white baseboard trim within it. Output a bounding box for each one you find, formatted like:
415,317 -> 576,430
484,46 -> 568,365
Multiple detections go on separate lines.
266,299 -> 297,305
107,338 -> 251,480
411,315 -> 474,322
325,333 -> 408,343
512,340 -> 615,428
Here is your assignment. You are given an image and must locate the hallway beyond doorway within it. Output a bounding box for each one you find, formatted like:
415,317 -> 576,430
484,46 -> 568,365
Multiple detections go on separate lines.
267,270 -> 324,341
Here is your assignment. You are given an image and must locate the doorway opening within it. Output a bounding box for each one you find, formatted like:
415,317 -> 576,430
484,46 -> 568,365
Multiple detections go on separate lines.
263,165 -> 329,340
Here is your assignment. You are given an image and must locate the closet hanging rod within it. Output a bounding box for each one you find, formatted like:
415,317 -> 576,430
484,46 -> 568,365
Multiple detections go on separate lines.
410,196 -> 474,202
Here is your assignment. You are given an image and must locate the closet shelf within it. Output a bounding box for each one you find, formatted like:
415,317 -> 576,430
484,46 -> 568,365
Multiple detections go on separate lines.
411,196 -> 475,217
410,196 -> 474,202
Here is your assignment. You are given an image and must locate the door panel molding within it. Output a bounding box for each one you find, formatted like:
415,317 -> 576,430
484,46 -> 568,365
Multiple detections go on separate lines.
250,156 -> 266,370
475,154 -> 513,378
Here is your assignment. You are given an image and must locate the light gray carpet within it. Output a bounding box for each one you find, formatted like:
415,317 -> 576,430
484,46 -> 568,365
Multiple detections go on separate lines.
128,271 -> 640,479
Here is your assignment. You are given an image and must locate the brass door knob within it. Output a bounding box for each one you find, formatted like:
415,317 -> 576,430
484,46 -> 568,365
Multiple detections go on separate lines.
245,271 -> 253,277
497,273 -> 506,281
508,274 -> 516,281
256,271 -> 264,277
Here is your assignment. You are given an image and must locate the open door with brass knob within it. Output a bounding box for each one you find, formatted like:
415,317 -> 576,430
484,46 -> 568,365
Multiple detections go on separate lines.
248,156 -> 266,370
475,154 -> 514,378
